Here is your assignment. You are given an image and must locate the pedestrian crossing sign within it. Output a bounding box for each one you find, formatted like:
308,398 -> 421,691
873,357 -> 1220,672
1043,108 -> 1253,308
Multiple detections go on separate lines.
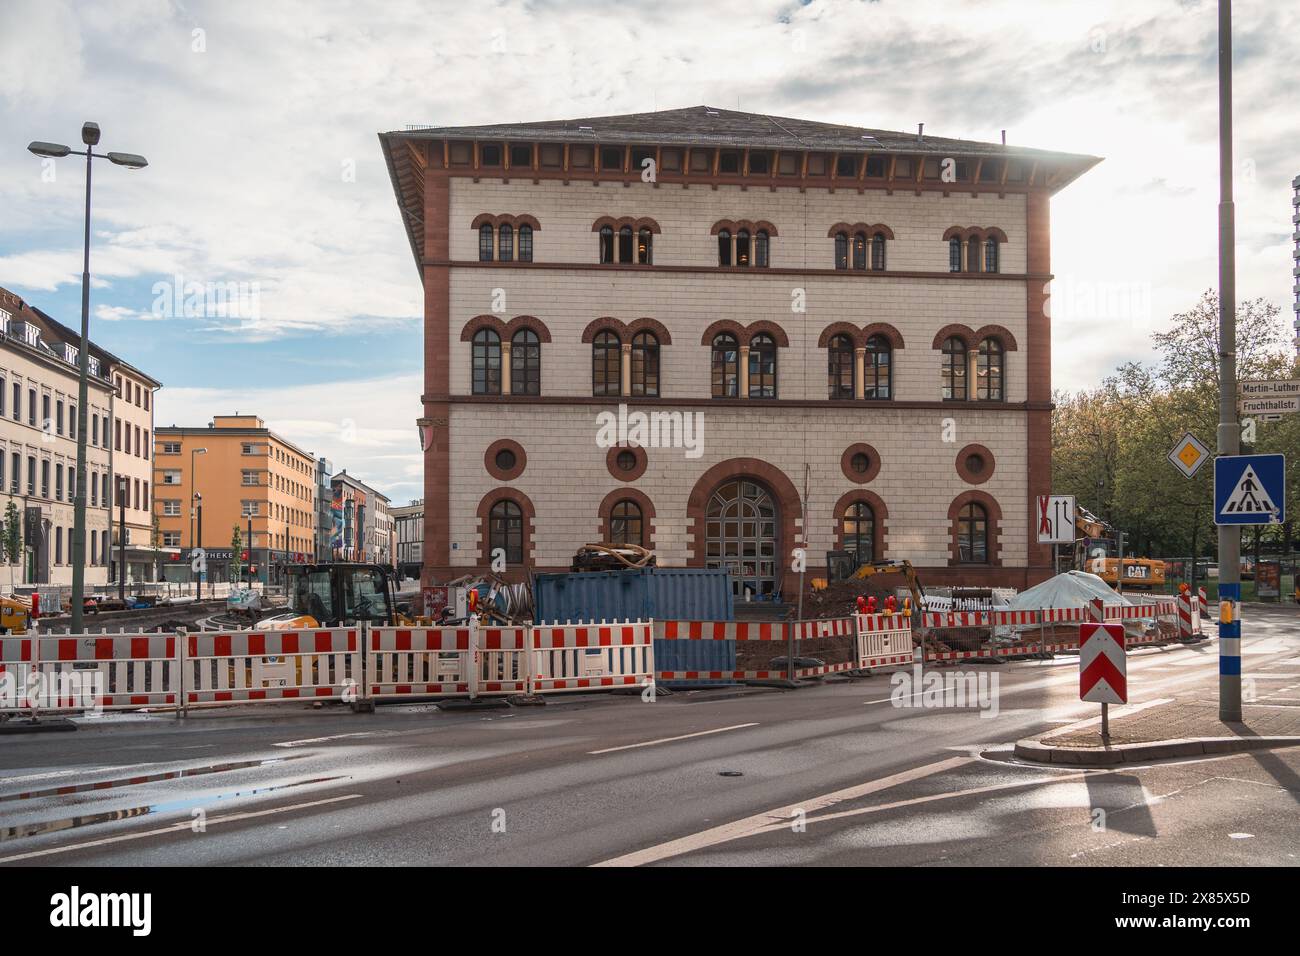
1214,454 -> 1286,526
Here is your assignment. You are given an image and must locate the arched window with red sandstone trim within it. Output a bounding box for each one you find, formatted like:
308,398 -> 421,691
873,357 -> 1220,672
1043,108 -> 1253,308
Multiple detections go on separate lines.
755,229 -> 770,268
834,231 -> 849,270
518,224 -> 533,262
711,333 -> 739,398
609,499 -> 644,547
871,232 -> 887,271
592,331 -> 621,397
489,499 -> 524,565
618,225 -> 634,263
852,231 -> 867,270
637,227 -> 653,265
983,237 -> 999,273
631,332 -> 659,397
717,229 -> 733,266
498,222 -> 513,263
511,329 -> 540,396
478,224 -> 494,262
472,328 -> 501,395
827,334 -> 855,399
864,334 -> 892,399
957,502 -> 989,563
976,337 -> 1004,401
941,336 -> 967,401
949,237 -> 962,272
736,229 -> 751,267
843,501 -> 875,563
748,333 -> 777,399
599,225 -> 614,264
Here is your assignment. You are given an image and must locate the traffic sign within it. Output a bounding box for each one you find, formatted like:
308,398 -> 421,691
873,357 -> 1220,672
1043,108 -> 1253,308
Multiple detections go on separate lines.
1238,396 -> 1299,417
1238,378 -> 1300,399
1214,454 -> 1286,525
1080,621 -> 1126,704
1036,494 -> 1076,544
1167,431 -> 1210,479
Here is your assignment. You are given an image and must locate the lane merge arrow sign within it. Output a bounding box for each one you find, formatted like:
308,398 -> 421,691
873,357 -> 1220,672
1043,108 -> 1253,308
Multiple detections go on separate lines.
1080,621 -> 1127,704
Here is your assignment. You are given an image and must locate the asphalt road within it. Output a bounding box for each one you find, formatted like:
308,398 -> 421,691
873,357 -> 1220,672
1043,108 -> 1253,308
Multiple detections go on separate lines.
1,604 -> 1296,866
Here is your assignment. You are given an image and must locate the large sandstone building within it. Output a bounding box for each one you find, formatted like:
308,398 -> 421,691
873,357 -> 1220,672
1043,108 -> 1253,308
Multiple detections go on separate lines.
381,107 -> 1098,597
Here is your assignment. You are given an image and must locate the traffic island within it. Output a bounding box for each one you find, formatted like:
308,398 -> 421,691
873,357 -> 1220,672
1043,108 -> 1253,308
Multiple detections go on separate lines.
1013,698 -> 1300,765
0,716 -> 78,734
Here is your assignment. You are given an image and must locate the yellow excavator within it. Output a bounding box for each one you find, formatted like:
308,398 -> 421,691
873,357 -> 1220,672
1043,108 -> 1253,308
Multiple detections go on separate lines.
256,563 -> 417,630
1071,506 -> 1166,590
850,560 -> 926,612
1,595 -> 31,634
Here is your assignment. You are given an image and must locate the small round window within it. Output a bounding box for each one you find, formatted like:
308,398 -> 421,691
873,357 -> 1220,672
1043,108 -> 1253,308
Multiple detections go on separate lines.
850,452 -> 871,474
495,449 -> 517,471
616,450 -> 638,472
965,453 -> 986,475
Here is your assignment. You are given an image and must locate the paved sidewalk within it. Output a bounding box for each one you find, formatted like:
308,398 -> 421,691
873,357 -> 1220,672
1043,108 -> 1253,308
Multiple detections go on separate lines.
1015,697 -> 1300,765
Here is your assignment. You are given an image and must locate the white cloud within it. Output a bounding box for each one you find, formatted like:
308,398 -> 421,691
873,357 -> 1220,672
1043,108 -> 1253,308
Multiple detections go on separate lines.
156,373 -> 424,504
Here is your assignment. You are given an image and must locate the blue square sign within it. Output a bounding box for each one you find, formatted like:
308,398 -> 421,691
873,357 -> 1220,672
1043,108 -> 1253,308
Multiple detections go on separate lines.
1214,454 -> 1286,525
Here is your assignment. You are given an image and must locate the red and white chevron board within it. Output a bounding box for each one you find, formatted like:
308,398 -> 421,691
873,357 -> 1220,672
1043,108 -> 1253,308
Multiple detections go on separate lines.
1079,621 -> 1127,704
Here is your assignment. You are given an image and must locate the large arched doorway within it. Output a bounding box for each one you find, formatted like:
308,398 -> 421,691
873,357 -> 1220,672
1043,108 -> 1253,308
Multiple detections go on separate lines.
706,479 -> 778,599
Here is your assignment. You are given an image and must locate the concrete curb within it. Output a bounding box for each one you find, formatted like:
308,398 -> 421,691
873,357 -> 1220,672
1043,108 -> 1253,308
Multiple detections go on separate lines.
1014,735 -> 1300,766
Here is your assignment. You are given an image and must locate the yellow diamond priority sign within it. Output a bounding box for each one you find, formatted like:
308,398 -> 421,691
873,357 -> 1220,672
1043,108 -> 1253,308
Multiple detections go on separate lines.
1168,431 -> 1210,479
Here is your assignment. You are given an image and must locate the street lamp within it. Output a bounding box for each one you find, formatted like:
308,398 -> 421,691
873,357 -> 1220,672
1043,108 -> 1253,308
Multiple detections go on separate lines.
29,123 -> 146,634
194,491 -> 203,601
189,447 -> 206,596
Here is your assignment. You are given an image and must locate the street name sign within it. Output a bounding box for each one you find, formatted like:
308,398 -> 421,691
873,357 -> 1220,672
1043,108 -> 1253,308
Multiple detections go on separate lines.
1080,622 -> 1127,704
1238,396 -> 1299,417
1167,432 -> 1210,479
1036,494 -> 1076,544
1239,379 -> 1300,399
1214,454 -> 1286,526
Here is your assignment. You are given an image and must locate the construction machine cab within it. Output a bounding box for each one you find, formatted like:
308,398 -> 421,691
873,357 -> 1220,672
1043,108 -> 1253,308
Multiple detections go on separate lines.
285,563 -> 400,627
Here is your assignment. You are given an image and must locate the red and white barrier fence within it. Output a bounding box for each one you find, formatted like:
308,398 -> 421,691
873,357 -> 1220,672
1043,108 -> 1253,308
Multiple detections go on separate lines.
185,628 -> 361,706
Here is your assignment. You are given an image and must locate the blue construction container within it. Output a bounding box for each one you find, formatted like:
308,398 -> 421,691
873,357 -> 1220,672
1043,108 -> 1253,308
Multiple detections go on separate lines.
533,568 -> 736,686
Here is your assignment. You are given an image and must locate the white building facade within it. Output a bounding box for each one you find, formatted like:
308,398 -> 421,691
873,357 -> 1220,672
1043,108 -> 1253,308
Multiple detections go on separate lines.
382,107 -> 1098,596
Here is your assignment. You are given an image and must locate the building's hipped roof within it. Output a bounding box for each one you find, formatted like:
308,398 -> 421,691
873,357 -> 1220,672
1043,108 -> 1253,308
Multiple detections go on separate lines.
388,105 -> 1094,161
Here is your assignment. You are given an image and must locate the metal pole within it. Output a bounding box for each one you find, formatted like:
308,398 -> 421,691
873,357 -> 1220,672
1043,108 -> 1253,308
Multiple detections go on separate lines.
196,499 -> 203,601
1101,701 -> 1109,741
69,147 -> 93,635
118,478 -> 126,603
248,517 -> 253,590
1217,0 -> 1242,721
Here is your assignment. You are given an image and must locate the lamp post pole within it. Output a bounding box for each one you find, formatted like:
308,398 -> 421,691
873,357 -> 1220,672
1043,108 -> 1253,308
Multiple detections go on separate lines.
118,477 -> 126,604
27,124 -> 146,634
1217,0 -> 1242,722
195,493 -> 203,602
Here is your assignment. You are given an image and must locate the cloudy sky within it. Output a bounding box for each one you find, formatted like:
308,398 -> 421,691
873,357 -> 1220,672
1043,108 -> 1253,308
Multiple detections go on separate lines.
2,0 -> 1297,503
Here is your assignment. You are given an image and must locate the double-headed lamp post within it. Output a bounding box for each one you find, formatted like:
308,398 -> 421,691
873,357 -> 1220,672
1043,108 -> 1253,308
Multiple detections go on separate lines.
28,123 -> 147,634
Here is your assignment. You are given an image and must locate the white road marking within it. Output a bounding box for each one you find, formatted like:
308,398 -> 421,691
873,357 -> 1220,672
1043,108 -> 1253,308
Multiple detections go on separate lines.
593,754 -> 972,866
0,793 -> 363,864
273,732 -> 384,748
588,723 -> 759,755
0,766 -> 132,786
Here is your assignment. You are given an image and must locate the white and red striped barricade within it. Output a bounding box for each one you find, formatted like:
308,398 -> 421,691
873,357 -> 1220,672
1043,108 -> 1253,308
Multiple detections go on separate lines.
368,625 -> 471,699
852,613 -> 914,670
1176,591 -> 1196,640
918,609 -> 994,629
475,625 -> 530,695
0,632 -> 179,713
1198,586 -> 1209,619
656,620 -> 785,642
185,628 -> 360,706
788,617 -> 856,641
530,620 -> 654,693
653,619 -> 789,680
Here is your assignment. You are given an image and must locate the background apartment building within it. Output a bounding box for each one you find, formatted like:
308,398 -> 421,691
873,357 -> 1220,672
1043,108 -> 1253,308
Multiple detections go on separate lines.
0,287 -> 119,588
330,471 -> 393,565
391,498 -> 423,580
381,106 -> 1098,595
110,363 -> 163,583
154,415 -> 319,584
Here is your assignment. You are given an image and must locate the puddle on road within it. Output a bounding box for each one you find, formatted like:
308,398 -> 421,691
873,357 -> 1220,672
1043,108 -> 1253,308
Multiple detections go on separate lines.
0,755 -> 308,803
0,774 -> 347,842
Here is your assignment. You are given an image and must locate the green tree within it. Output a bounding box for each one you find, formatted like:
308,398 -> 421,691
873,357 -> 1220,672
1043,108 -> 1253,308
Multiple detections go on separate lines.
3,501 -> 21,590
229,525 -> 243,584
